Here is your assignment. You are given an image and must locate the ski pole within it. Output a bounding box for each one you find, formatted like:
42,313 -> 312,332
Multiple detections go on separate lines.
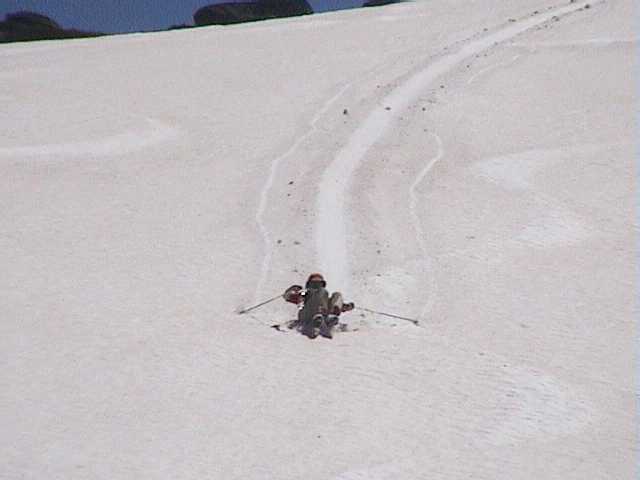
237,294 -> 282,315
355,306 -> 420,326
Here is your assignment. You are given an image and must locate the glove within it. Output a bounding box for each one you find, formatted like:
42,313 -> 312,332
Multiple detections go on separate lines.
342,302 -> 355,312
283,285 -> 303,297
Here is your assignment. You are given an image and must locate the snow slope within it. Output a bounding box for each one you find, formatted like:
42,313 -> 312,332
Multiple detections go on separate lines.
1,1 -> 636,479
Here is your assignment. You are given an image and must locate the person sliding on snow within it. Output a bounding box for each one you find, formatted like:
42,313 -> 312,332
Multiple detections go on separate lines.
283,273 -> 354,339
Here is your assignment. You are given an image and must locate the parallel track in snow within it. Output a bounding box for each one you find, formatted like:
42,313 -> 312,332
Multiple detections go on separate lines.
253,84 -> 351,303
408,132 -> 444,320
314,1 -> 598,290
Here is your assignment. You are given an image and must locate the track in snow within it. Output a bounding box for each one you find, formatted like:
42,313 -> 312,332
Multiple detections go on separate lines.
408,132 -> 444,320
315,0 -> 597,291
253,83 -> 351,303
0,118 -> 178,158
467,54 -> 522,85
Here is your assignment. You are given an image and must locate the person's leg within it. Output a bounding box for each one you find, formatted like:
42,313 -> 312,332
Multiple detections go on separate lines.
300,304 -> 316,338
328,292 -> 344,315
317,288 -> 330,315
301,289 -> 327,338
319,292 -> 343,339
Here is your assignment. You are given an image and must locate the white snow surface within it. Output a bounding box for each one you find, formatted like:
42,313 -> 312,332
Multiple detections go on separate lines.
1,1 -> 636,479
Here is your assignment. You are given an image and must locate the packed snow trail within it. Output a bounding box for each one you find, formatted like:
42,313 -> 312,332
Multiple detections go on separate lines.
408,132 -> 444,319
315,0 -> 598,290
253,84 -> 351,303
0,118 -> 177,158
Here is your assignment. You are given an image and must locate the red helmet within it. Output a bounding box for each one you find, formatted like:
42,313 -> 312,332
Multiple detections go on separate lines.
306,273 -> 326,288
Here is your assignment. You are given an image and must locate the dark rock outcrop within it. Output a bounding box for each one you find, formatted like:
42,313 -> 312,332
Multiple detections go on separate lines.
194,0 -> 313,26
0,11 -> 102,43
362,0 -> 405,7
5,11 -> 61,30
168,24 -> 192,30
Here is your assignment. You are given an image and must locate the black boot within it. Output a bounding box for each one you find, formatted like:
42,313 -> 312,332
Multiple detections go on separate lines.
303,313 -> 323,339
319,315 -> 339,339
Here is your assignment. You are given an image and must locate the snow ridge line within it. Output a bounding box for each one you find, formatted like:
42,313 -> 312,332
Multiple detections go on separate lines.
467,54 -> 522,85
315,0 -> 597,291
408,132 -> 444,320
254,83 -> 351,303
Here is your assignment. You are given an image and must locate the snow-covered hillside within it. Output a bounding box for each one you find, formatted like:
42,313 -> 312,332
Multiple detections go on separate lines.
1,1 -> 636,479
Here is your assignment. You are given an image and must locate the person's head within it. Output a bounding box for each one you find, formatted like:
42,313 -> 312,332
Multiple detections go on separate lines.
306,273 -> 326,290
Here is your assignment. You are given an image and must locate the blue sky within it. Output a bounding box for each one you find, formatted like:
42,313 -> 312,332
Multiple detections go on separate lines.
0,1 -> 366,33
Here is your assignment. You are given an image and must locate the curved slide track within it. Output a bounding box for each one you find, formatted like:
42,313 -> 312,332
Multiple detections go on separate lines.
314,0 -> 598,291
